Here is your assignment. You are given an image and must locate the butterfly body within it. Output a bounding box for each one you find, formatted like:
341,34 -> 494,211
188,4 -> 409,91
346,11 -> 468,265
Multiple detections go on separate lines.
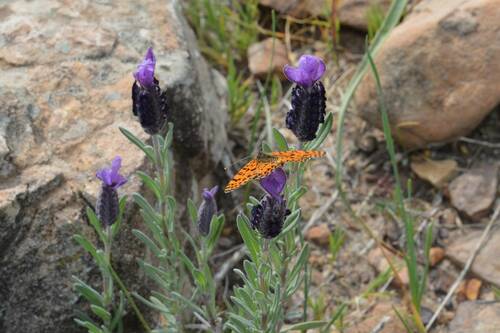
224,150 -> 325,193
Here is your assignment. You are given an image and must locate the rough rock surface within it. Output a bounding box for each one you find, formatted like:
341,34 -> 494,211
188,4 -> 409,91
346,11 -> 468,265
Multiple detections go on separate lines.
355,0 -> 500,148
259,0 -> 327,18
0,1 -> 227,332
338,0 -> 392,31
345,302 -> 408,333
447,230 -> 500,287
448,165 -> 498,220
448,301 -> 500,333
247,38 -> 289,77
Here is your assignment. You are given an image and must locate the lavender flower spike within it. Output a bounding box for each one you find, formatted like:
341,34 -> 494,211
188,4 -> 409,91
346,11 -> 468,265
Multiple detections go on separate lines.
96,156 -> 127,227
250,168 -> 290,239
283,55 -> 326,87
259,168 -> 287,202
132,47 -> 168,135
284,54 -> 327,142
197,186 -> 219,236
133,47 -> 156,88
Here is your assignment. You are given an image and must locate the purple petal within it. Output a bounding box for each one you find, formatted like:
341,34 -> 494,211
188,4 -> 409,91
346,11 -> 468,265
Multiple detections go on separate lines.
133,47 -> 156,87
202,185 -> 219,201
96,156 -> 127,189
283,54 -> 326,87
260,168 -> 287,201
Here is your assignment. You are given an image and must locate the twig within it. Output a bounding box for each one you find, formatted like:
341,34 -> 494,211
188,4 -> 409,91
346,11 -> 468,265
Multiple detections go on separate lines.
459,137 -> 500,149
301,190 -> 339,236
370,316 -> 391,333
425,201 -> 500,330
214,247 -> 247,286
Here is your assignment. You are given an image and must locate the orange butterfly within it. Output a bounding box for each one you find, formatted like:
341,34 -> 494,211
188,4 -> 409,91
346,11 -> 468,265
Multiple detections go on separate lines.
224,150 -> 325,193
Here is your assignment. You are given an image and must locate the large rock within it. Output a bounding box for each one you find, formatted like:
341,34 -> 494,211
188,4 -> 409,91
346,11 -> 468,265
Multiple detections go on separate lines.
0,0 -> 227,332
338,0 -> 392,31
448,165 -> 498,221
259,0 -> 328,18
355,0 -> 500,149
448,301 -> 500,333
447,230 -> 500,287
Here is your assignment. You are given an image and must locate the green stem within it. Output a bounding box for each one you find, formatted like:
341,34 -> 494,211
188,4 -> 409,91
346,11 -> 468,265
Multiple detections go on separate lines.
109,265 -> 152,333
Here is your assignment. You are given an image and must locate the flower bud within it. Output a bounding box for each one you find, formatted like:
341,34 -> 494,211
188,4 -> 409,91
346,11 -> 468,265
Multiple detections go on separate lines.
250,195 -> 290,239
95,156 -> 127,227
197,186 -> 218,236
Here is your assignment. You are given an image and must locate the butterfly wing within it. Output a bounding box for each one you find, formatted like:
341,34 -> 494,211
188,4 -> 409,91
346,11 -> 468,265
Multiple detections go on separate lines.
224,158 -> 283,193
271,150 -> 325,163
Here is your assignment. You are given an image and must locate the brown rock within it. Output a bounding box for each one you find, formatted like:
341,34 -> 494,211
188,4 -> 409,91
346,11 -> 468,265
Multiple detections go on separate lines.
338,0 -> 392,31
448,166 -> 498,220
259,0 -> 328,18
367,247 -> 408,287
247,38 -> 289,77
465,278 -> 482,301
305,223 -> 331,246
447,230 -> 500,287
448,301 -> 500,332
0,0 -> 228,332
345,302 -> 410,333
429,247 -> 445,267
355,0 -> 500,148
411,158 -> 458,188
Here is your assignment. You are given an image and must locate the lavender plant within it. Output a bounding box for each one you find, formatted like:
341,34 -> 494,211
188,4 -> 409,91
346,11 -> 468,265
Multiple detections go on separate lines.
225,55 -> 343,333
75,49 -> 343,333
73,157 -> 140,333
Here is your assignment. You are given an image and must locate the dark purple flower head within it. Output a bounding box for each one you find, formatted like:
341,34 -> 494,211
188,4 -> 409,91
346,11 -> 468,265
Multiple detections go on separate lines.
198,186 -> 218,236
133,47 -> 156,88
284,54 -> 327,142
132,48 -> 168,135
259,168 -> 287,202
96,156 -> 127,189
95,156 -> 127,227
250,195 -> 290,239
284,55 -> 326,87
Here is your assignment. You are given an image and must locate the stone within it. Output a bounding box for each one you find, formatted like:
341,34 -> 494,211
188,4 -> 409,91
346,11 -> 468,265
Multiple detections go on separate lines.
259,0 -> 328,19
345,302 -> 409,333
410,158 -> 458,188
447,230 -> 500,287
429,247 -> 445,267
305,223 -> 331,246
367,247 -> 408,287
448,165 -> 498,220
338,0 -> 392,31
247,38 -> 289,77
465,278 -> 482,301
0,0 -> 227,332
355,0 -> 500,149
448,301 -> 500,333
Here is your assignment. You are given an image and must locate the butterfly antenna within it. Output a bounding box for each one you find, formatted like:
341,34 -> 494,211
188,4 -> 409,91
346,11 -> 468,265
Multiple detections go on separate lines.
224,155 -> 252,171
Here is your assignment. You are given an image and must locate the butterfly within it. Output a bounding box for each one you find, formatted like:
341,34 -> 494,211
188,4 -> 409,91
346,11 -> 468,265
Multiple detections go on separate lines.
224,150 -> 325,193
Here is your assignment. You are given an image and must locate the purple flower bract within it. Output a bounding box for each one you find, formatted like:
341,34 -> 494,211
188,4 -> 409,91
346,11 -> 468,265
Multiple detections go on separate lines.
283,55 -> 326,87
96,156 -> 127,189
259,167 -> 287,201
133,47 -> 156,88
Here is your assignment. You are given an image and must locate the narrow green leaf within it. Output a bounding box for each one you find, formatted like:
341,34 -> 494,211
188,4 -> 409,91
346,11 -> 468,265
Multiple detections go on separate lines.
119,127 -> 156,162
206,215 -> 225,255
73,277 -> 104,306
187,198 -> 198,224
90,305 -> 111,323
280,320 -> 327,332
136,171 -> 161,200
273,128 -> 289,151
86,207 -> 107,245
74,319 -> 103,333
236,214 -> 261,264
132,229 -> 162,257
